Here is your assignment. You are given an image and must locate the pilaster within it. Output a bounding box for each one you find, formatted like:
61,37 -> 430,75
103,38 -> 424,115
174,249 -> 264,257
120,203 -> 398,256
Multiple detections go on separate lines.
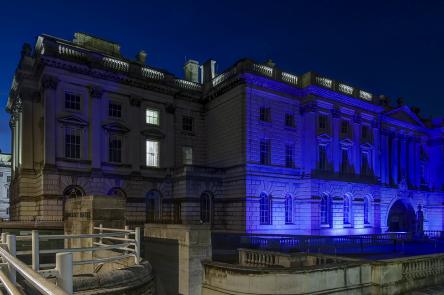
41,75 -> 58,168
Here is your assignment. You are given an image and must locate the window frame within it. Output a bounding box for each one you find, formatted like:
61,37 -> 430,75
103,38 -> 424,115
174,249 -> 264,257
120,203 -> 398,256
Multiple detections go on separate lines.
64,92 -> 81,111
146,108 -> 160,126
182,115 -> 194,132
260,139 -> 271,165
285,194 -> 293,224
259,193 -> 272,225
182,146 -> 193,165
108,134 -> 123,163
284,113 -> 295,128
259,107 -> 271,122
64,127 -> 81,159
285,144 -> 295,168
108,101 -> 122,118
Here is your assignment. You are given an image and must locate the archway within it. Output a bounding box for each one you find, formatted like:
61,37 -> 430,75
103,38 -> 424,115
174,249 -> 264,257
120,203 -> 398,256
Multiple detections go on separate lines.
387,199 -> 416,232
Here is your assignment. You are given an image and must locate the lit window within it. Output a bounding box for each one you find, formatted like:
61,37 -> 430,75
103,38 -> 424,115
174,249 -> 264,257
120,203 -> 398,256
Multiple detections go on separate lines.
320,195 -> 330,225
285,113 -> 295,127
260,139 -> 271,165
65,93 -> 81,111
259,107 -> 271,122
285,194 -> 293,224
109,135 -> 122,163
343,196 -> 350,224
318,145 -> 327,170
109,102 -> 122,118
146,109 -> 159,125
65,128 -> 81,159
260,193 -> 271,225
319,114 -> 328,130
146,140 -> 159,167
182,146 -> 193,165
285,144 -> 294,168
182,116 -> 194,132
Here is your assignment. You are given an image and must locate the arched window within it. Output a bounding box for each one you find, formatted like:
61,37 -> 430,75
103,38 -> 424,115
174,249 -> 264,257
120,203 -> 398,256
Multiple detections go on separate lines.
285,194 -> 293,224
343,195 -> 351,224
364,196 -> 370,225
107,187 -> 126,198
260,193 -> 272,225
146,190 -> 162,222
63,185 -> 85,199
320,194 -> 330,225
200,192 -> 212,223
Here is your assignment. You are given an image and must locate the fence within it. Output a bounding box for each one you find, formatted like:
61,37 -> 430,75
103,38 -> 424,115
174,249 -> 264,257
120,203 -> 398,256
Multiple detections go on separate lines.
0,225 -> 140,295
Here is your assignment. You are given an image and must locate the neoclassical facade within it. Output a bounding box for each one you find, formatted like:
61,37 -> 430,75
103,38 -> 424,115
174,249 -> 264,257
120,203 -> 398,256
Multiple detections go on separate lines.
7,32 -> 444,234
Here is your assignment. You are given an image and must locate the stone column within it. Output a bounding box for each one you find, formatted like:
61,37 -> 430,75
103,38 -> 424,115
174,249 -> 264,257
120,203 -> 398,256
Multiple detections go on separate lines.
41,76 -> 58,168
372,120 -> 380,179
88,86 -> 103,170
129,96 -> 142,173
407,138 -> 415,187
301,103 -> 317,173
399,135 -> 407,181
380,132 -> 389,184
352,113 -> 361,174
331,108 -> 340,173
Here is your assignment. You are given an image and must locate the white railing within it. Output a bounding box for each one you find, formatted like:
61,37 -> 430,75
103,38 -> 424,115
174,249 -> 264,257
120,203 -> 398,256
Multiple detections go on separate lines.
402,255 -> 444,279
175,79 -> 202,91
339,83 -> 353,95
0,226 -> 140,294
0,234 -> 71,295
58,45 -> 86,60
141,67 -> 165,80
282,72 -> 298,85
103,57 -> 129,72
359,90 -> 373,101
316,76 -> 333,88
253,64 -> 273,77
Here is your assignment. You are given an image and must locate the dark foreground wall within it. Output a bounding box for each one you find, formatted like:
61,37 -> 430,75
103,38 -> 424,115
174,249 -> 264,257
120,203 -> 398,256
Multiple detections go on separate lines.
143,237 -> 179,295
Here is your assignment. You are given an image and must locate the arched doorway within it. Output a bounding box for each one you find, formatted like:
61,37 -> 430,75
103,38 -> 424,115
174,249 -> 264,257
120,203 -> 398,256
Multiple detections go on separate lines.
387,199 -> 416,232
62,185 -> 86,220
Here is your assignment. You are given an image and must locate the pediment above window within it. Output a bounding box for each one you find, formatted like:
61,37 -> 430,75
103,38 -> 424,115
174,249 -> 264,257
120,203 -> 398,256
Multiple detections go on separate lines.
102,122 -> 130,134
384,106 -> 425,128
340,138 -> 353,148
57,115 -> 88,127
317,133 -> 331,143
360,142 -> 373,150
141,128 -> 165,139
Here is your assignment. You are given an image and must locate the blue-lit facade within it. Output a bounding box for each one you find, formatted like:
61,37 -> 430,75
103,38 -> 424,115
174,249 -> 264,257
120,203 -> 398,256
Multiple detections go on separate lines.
6,33 -> 444,235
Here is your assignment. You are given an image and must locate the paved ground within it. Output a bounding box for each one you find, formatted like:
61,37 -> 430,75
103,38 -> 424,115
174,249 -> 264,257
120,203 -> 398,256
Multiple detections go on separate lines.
408,285 -> 444,295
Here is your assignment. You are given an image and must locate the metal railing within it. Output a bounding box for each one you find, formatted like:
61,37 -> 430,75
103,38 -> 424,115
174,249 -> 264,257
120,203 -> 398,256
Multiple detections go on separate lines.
0,225 -> 141,295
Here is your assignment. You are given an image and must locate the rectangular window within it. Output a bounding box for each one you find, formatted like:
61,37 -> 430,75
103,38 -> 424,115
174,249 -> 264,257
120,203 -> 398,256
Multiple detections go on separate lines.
65,128 -> 81,159
182,116 -> 194,132
319,114 -> 328,130
182,146 -> 193,165
341,149 -> 349,174
285,113 -> 295,127
7,176 -> 11,183
318,145 -> 327,170
285,144 -> 294,168
361,151 -> 370,176
109,135 -> 122,163
146,140 -> 159,167
259,107 -> 271,122
341,120 -> 349,135
0,172 -> 3,177
109,102 -> 122,118
146,109 -> 159,125
260,139 -> 271,165
362,125 -> 369,139
65,93 -> 81,111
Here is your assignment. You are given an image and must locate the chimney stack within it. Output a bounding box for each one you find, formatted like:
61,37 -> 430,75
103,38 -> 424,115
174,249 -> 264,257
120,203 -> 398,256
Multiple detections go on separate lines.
184,60 -> 199,83
136,50 -> 147,64
200,59 -> 216,83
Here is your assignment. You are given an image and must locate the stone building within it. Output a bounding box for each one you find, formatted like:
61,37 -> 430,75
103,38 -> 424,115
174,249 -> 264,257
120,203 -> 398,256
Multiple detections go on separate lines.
6,32 -> 444,234
0,152 -> 11,220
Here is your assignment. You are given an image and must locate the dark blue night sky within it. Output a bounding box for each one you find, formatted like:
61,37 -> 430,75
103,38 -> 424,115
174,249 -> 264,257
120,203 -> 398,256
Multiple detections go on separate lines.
0,0 -> 443,153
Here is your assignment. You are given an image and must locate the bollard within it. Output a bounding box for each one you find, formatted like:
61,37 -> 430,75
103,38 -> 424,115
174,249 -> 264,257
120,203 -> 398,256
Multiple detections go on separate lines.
6,234 -> 16,284
32,230 -> 40,271
56,252 -> 73,295
135,227 -> 141,264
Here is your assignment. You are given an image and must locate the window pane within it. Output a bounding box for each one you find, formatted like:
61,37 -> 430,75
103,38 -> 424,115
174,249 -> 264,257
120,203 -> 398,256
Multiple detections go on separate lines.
109,135 -> 122,163
65,128 -> 81,159
182,116 -> 194,132
65,93 -> 81,111
109,102 -> 122,118
260,140 -> 271,165
146,109 -> 159,125
146,140 -> 159,167
182,146 -> 193,165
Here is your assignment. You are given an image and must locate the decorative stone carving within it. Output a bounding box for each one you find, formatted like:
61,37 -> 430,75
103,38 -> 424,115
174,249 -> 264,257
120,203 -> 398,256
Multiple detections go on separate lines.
41,75 -> 59,90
